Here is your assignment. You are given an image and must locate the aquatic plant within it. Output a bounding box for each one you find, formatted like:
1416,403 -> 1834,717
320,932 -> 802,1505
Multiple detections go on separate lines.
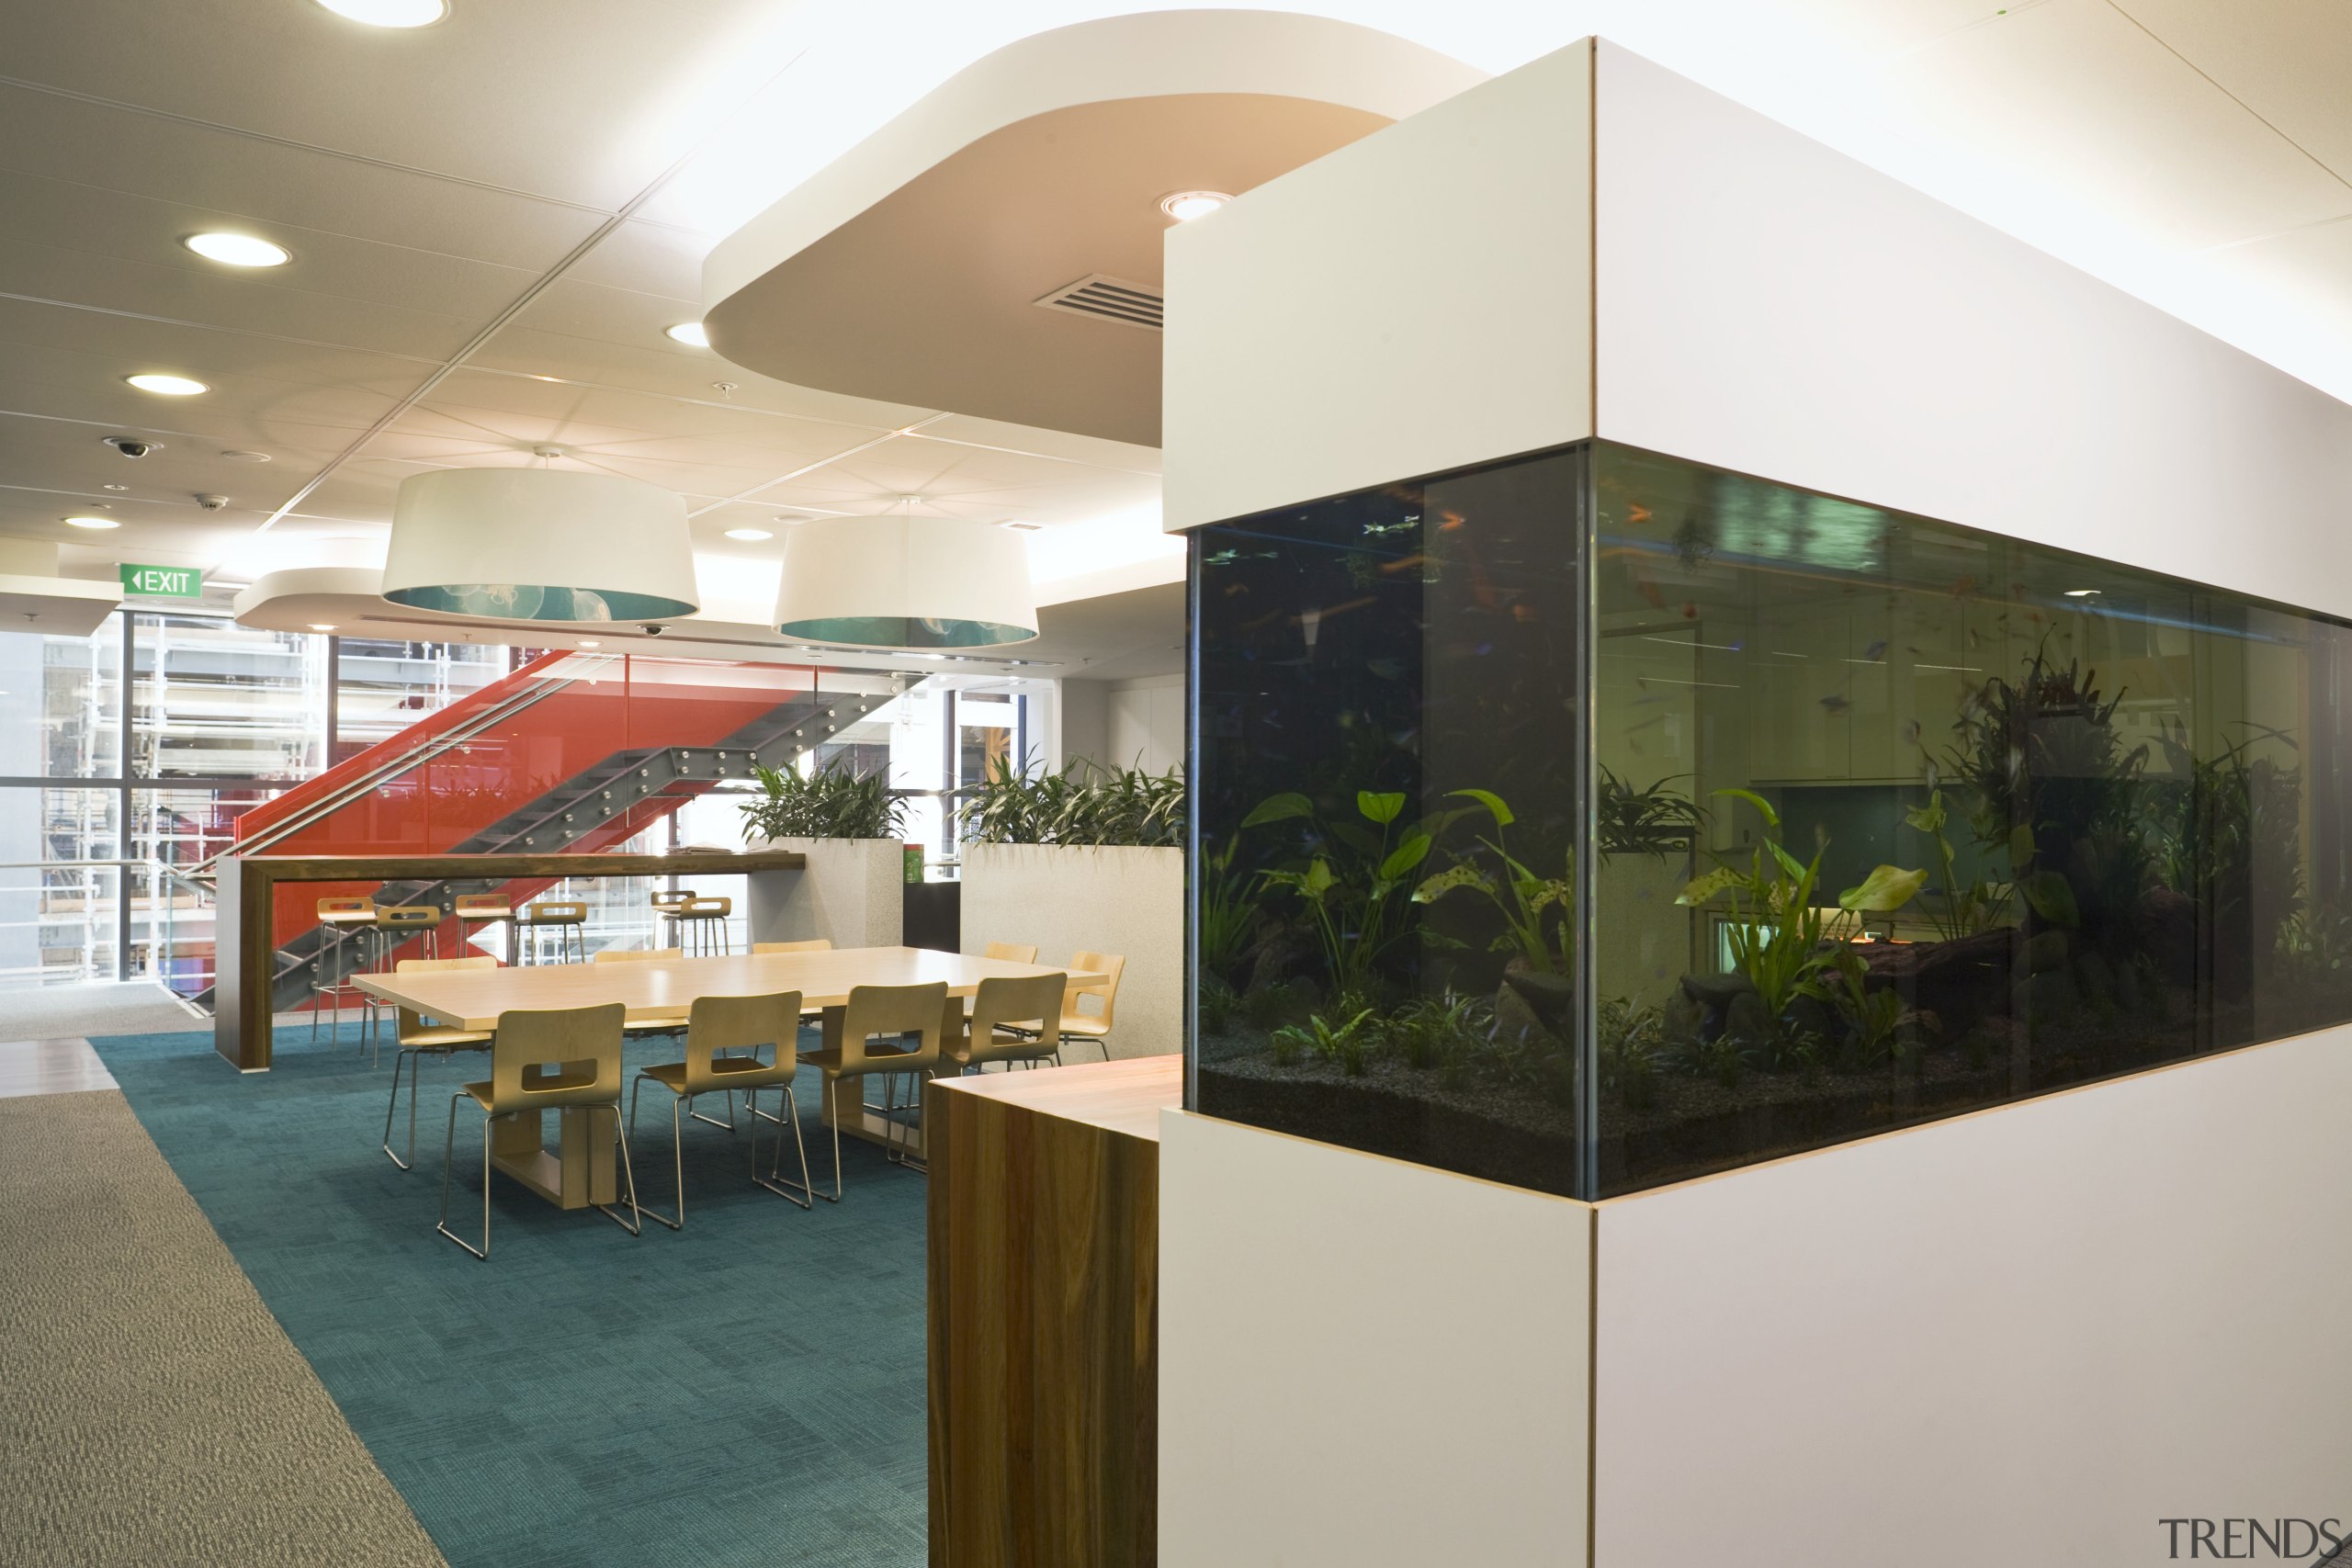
1821,947 -> 1921,1071
2151,726 -> 2304,983
1268,1008 -> 1379,1077
1195,835 -> 1258,982
1904,785 -> 2014,942
1411,788 -> 1573,974
1597,996 -> 1664,1111
1596,768 -> 1703,860
1387,990 -> 1494,1072
738,759 -> 909,842
1678,789 -> 1833,1022
1948,648 -> 2152,953
1244,787 -> 1442,997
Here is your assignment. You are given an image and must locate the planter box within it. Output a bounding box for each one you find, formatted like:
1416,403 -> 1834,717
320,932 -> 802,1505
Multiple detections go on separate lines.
959,842 -> 1182,1059
744,837 -> 906,949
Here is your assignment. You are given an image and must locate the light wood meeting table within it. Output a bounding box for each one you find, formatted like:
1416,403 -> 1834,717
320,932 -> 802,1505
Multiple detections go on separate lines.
354,945 -> 1106,1210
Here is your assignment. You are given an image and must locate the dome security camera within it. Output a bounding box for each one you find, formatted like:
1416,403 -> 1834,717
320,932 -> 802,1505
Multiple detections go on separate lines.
102,435 -> 159,458
640,623 -> 667,636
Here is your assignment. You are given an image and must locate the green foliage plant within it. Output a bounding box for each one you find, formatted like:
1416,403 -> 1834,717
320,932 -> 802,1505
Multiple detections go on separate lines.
1268,1008 -> 1378,1077
1677,788 -> 1833,1021
1822,947 -> 1921,1070
1196,835 -> 1256,980
960,755 -> 1185,847
1388,990 -> 1493,1072
1410,788 -> 1573,974
738,759 -> 909,843
1596,768 -> 1703,860
1904,785 -> 2015,942
1596,997 -> 1664,1111
1243,787 -> 1440,998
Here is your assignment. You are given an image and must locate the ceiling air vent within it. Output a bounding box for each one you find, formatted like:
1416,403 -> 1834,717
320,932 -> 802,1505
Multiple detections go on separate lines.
1033,274 -> 1163,332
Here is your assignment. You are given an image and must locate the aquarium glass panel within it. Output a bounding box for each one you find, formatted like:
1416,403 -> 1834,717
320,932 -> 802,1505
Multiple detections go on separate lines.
1191,446 -> 1588,1197
1589,442 -> 2352,1194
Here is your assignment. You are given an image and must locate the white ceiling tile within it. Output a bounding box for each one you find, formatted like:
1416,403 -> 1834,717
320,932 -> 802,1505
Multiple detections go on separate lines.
0,0 -> 785,211
0,83 -> 606,272
2112,0 -> 2352,190
1875,0 -> 2352,249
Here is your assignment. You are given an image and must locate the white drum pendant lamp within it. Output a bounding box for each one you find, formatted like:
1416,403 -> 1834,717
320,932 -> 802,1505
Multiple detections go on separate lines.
774,514 -> 1038,649
382,467 -> 699,623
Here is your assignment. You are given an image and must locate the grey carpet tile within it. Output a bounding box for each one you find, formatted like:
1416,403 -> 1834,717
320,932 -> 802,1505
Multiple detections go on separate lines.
0,1089 -> 448,1568
0,980 -> 200,1042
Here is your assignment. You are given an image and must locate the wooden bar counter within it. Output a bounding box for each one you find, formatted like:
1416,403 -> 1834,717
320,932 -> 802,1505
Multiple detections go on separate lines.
927,1055 -> 1177,1568
212,850 -> 804,1071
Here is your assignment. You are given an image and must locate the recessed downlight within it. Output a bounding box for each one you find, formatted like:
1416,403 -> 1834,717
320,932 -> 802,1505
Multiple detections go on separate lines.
724,527 -> 773,542
185,232 -> 290,267
1159,190 -> 1232,222
309,624 -> 337,633
664,321 -> 710,348
126,373 -> 208,396
62,515 -> 119,530
314,0 -> 447,27
579,639 -> 601,649
220,449 -> 273,463
2064,589 -> 2102,598
997,520 -> 1045,533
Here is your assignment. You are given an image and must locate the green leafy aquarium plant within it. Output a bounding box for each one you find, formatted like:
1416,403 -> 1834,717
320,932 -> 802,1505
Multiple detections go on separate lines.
1677,789 -> 1833,1022
1822,946 -> 1922,1070
738,759 -> 909,843
1243,787 -> 1440,998
1904,784 -> 2014,942
1410,788 -> 1574,973
1596,767 -> 1702,860
1267,1008 -> 1378,1077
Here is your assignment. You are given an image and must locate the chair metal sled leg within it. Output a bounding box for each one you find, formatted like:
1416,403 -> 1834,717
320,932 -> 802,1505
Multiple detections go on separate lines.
750,1085 -> 815,1209
436,1093 -> 492,1260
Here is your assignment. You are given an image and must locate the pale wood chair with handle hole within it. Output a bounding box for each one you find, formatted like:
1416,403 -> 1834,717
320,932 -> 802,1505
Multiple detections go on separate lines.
436,1001 -> 640,1259
516,899 -> 587,965
983,940 -> 1038,964
795,981 -> 948,1194
382,955 -> 497,1171
945,973 -> 1066,1076
628,990 -> 812,1228
1010,951 -> 1125,1062
365,905 -> 445,1056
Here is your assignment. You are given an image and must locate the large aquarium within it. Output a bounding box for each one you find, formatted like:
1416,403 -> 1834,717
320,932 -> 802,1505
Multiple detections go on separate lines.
1191,441 -> 2352,1199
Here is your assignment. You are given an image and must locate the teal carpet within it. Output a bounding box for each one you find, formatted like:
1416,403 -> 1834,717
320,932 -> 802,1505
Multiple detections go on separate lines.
93,1023 -> 930,1568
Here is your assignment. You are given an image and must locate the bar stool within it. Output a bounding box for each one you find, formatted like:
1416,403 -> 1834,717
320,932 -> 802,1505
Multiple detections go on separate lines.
796,981 -> 948,1194
436,1001 -> 641,1259
665,895 -> 733,956
446,892 -> 514,958
365,906 -> 444,1054
311,897 -> 377,1043
628,990 -> 813,1228
516,900 -> 587,965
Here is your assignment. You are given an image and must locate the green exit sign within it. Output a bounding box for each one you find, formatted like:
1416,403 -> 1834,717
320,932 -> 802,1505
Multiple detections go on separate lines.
119,563 -> 202,598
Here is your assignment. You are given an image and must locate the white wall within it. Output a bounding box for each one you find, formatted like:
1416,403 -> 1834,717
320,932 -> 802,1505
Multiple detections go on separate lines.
1062,672 -> 1184,776
1162,39 -> 1592,533
1593,1023 -> 2352,1567
1593,41 -> 2352,619
742,837 -> 904,948
1057,676 -> 1109,774
957,842 -> 1181,1058
1159,1111 -> 1593,1567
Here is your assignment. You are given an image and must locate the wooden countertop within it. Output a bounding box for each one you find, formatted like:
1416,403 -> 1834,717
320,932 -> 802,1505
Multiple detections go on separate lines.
933,1055 -> 1179,1142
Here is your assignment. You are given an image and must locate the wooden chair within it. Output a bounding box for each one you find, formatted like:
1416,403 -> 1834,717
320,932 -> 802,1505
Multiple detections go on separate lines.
516,900 -> 587,964
983,940 -> 1039,964
945,973 -> 1066,1075
628,991 -> 812,1228
796,981 -> 948,1194
589,945 -> 690,1045
753,939 -> 831,953
1012,951 -> 1125,1062
382,955 -> 496,1171
436,1001 -> 640,1259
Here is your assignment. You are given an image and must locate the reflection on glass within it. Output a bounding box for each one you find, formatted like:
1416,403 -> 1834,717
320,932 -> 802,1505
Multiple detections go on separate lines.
132,612 -> 327,780
1189,440 -> 2352,1199
1192,449 -> 1586,1197
0,614 -> 122,779
1589,443 -> 2348,1194
0,786 -> 122,984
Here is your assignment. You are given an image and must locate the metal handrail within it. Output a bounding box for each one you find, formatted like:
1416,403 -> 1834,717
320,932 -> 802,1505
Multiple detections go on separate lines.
194,654 -> 620,871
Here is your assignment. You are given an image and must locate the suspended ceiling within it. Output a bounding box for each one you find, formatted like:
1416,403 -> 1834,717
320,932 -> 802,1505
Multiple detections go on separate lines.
0,0 -> 2346,669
